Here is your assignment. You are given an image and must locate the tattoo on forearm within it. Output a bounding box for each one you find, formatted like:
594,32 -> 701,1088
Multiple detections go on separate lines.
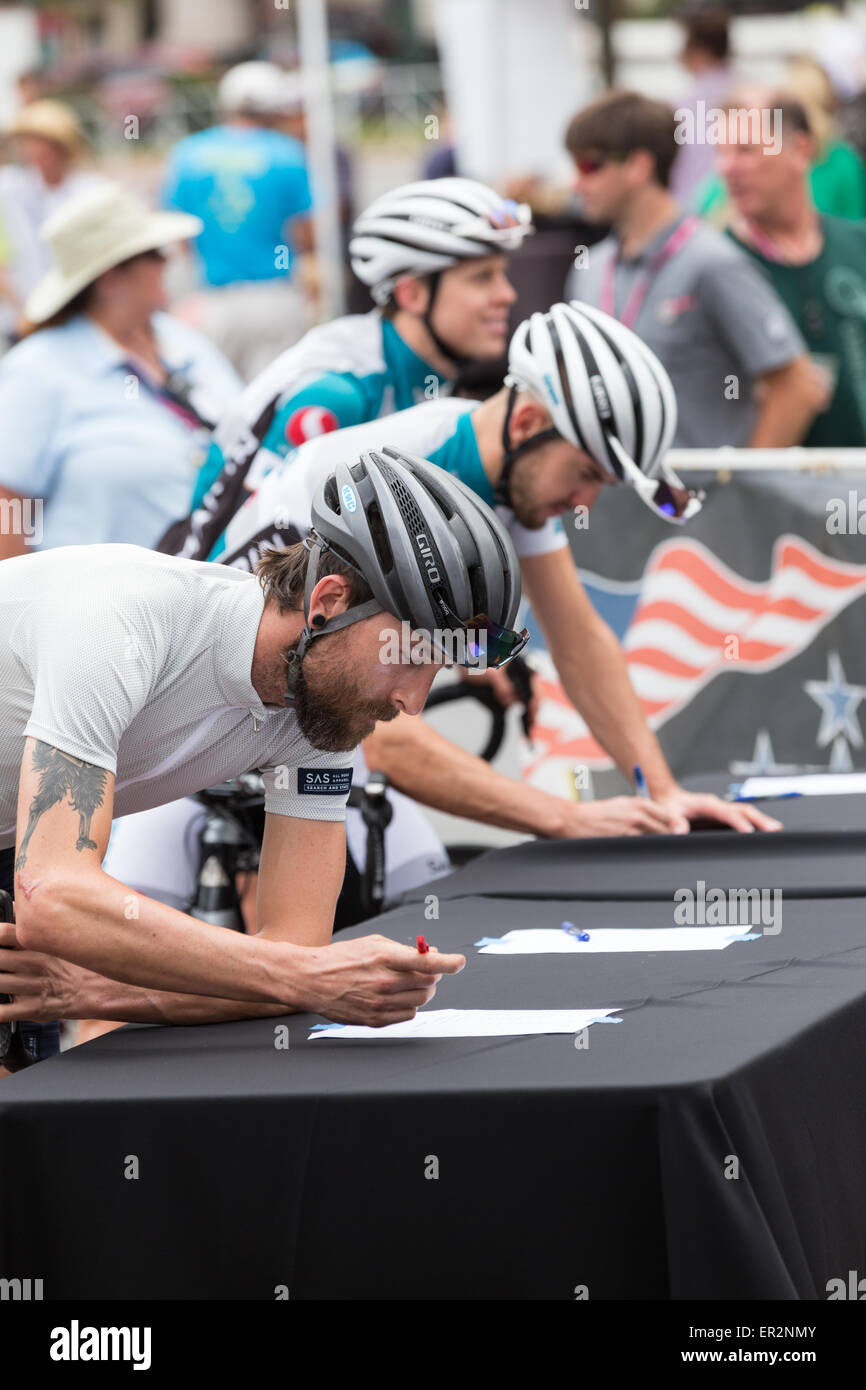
16,742 -> 108,869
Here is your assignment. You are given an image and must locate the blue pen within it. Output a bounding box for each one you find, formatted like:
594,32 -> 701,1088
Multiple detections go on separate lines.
561,921 -> 591,943
732,791 -> 803,803
632,764 -> 649,797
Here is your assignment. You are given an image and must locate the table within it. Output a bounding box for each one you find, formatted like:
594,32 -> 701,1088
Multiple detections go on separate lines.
1,788 -> 865,1300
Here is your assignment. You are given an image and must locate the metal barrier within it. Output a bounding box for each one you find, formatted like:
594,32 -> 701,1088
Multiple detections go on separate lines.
69,62 -> 446,153
669,448 -> 866,473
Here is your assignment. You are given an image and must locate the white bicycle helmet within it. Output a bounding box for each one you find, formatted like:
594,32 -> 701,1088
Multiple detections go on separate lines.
502,301 -> 700,523
349,177 -> 533,307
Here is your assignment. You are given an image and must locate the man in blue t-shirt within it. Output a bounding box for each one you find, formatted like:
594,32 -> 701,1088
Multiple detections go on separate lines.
162,62 -> 314,380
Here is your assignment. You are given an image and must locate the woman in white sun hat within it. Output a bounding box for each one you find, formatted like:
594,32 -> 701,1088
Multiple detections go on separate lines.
0,182 -> 242,560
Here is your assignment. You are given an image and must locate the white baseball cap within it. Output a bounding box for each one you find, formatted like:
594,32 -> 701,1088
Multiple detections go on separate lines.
218,61 -> 293,116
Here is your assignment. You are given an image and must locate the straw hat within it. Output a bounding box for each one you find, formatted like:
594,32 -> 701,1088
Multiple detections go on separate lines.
25,183 -> 203,323
9,100 -> 87,154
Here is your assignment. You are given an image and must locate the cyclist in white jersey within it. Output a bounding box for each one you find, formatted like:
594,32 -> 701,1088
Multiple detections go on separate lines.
218,302 -> 781,836
109,304 -> 783,962
0,451 -> 530,1065
163,178 -> 533,562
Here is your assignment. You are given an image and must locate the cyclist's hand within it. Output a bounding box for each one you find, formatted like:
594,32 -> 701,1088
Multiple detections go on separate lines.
297,935 -> 465,1027
558,796 -> 685,838
651,787 -> 782,835
0,921 -> 90,1021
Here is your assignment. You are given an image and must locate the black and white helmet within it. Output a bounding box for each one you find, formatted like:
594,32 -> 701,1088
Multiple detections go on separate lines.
505,301 -> 700,522
283,448 -> 527,696
349,178 -> 533,306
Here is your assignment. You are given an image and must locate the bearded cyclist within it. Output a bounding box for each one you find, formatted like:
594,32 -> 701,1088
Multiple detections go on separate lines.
162,177 -> 532,561
214,301 -> 782,841
106,302 -> 783,967
0,450 -> 529,1069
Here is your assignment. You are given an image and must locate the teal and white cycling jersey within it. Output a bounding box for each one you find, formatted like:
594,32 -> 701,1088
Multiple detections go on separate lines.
215,396 -> 568,571
166,310 -> 451,561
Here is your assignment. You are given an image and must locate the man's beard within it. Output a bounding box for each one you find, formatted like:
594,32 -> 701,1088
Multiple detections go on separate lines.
288,640 -> 399,752
506,458 -> 546,530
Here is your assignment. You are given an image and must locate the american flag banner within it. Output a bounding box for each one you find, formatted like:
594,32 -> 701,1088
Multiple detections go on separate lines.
522,474 -> 866,797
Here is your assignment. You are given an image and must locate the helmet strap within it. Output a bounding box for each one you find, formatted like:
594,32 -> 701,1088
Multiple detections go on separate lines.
421,271 -> 472,369
282,537 -> 383,705
495,382 -> 560,508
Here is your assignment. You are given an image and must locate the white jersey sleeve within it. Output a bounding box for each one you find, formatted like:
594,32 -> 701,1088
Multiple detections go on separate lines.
501,511 -> 568,558
259,743 -> 356,821
9,581 -> 169,773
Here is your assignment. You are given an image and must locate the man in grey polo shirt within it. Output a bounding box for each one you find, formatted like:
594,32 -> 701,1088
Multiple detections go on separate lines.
564,89 -> 826,448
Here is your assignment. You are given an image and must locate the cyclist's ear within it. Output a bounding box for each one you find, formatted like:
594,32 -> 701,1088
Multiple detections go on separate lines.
308,572 -> 354,620
391,274 -> 431,316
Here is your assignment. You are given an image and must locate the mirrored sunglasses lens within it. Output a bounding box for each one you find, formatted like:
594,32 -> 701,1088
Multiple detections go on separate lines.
653,480 -> 694,519
475,620 -> 530,669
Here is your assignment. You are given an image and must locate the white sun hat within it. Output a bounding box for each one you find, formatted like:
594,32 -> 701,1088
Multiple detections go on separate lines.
25,182 -> 203,324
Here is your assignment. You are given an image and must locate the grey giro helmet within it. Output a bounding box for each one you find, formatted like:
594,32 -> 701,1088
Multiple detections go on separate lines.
283,447 -> 527,700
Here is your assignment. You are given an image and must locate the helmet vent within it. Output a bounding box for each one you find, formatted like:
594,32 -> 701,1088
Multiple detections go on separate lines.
366,500 -> 395,576
468,563 -> 488,615
380,459 -> 450,600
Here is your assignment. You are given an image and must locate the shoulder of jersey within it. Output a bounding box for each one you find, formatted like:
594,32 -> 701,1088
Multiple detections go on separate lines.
223,311 -> 386,437
295,394 -> 472,470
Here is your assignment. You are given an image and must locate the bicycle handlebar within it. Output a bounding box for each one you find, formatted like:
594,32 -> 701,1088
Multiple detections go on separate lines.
423,680 -> 508,763
423,655 -> 534,763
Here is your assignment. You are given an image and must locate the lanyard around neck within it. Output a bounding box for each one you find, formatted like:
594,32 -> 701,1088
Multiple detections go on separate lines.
600,215 -> 699,329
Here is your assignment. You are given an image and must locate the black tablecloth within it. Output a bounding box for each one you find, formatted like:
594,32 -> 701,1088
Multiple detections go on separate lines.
399,784 -> 866,904
1,791 -> 865,1300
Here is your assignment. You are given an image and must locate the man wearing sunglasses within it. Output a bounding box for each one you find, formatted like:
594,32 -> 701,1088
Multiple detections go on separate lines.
564,90 -> 826,450
75,303 -> 778,1049
195,301 -> 778,842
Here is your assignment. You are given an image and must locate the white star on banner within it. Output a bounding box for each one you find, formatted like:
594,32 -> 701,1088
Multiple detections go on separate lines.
803,652 -> 866,749
729,730 -> 807,778
827,735 -> 855,772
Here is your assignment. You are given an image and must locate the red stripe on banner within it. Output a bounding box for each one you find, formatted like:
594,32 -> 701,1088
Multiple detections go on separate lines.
629,600 -> 734,649
526,699 -> 670,772
778,539 -> 866,589
734,639 -> 788,664
625,647 -> 703,678
629,594 -> 823,651
654,546 -> 761,608
758,595 -> 823,621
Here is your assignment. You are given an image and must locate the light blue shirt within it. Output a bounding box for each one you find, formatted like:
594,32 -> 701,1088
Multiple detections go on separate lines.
161,125 -> 312,286
0,313 -> 243,551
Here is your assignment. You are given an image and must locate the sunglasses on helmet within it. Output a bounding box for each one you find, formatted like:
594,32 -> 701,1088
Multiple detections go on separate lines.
436,598 -> 530,670
614,450 -> 703,524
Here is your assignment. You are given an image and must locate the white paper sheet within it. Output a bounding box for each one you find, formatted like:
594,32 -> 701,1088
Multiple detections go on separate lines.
477,926 -> 756,954
737,773 -> 866,797
309,1008 -> 622,1040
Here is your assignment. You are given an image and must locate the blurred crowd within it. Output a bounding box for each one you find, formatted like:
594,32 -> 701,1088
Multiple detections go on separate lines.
0,10 -> 864,567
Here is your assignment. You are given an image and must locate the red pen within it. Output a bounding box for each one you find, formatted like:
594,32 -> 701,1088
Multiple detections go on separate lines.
416,935 -> 429,954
